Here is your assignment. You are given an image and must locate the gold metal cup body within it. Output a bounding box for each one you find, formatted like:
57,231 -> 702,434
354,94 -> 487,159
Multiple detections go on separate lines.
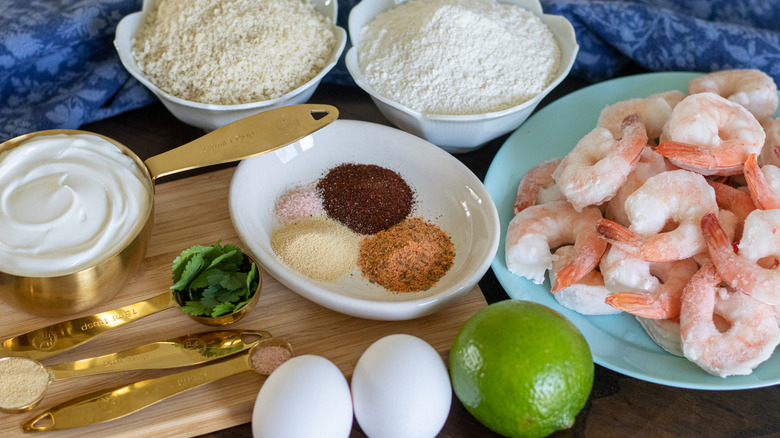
0,130 -> 155,318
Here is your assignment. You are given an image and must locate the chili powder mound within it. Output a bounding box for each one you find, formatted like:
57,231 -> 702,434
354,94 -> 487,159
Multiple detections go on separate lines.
358,217 -> 455,292
317,163 -> 414,235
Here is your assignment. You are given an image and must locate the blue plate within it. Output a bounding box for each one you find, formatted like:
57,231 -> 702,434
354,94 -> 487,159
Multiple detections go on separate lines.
484,72 -> 780,390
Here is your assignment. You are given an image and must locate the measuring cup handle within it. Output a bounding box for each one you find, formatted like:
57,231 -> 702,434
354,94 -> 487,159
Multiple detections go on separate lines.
143,104 -> 338,180
0,292 -> 174,361
22,354 -> 251,432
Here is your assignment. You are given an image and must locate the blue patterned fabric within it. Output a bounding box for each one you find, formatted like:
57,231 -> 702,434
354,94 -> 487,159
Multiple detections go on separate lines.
1,0 -> 779,140
542,0 -> 780,82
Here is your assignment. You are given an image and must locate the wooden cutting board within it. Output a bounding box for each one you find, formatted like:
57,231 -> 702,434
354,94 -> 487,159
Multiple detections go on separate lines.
0,166 -> 488,437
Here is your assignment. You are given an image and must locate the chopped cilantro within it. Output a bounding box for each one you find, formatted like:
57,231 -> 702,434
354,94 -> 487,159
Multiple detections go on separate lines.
171,242 -> 259,318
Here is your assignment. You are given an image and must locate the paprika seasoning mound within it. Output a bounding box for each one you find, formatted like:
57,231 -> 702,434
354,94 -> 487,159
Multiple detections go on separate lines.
317,163 -> 414,235
358,217 -> 455,292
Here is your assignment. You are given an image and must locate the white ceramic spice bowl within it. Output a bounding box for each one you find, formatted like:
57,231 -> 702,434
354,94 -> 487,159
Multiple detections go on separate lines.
229,120 -> 500,321
115,0 -> 347,131
346,0 -> 579,153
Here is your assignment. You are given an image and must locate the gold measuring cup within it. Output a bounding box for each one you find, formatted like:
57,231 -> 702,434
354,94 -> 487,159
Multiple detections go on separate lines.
0,104 -> 337,317
0,252 -> 261,361
22,337 -> 293,432
0,329 -> 270,413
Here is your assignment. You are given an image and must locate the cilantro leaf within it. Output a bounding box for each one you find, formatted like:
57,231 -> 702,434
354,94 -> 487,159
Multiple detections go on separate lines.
171,255 -> 205,291
212,302 -> 237,317
216,287 -> 241,304
179,300 -> 208,317
171,244 -> 213,281
170,242 -> 259,318
199,284 -> 222,309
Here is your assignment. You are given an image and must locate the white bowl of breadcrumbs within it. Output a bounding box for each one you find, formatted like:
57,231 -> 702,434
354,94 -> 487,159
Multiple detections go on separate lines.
115,0 -> 346,131
346,0 -> 578,153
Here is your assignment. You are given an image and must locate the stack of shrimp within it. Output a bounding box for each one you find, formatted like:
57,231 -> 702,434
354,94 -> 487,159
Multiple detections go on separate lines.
505,69 -> 780,378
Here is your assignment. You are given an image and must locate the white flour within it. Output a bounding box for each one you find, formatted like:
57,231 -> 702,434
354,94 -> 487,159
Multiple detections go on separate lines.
358,0 -> 561,115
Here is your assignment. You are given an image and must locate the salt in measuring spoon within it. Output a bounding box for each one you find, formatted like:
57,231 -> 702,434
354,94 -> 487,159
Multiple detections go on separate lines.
22,338 -> 294,432
0,329 -> 270,413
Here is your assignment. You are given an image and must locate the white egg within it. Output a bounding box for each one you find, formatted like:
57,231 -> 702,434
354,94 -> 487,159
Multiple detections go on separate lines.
252,355 -> 353,438
351,334 -> 452,438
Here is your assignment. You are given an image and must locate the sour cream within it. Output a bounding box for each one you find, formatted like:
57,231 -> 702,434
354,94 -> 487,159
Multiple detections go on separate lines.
0,133 -> 153,277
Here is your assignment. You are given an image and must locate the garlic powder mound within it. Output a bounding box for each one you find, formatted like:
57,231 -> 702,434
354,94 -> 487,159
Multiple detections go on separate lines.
270,216 -> 361,282
358,0 -> 560,115
132,0 -> 336,104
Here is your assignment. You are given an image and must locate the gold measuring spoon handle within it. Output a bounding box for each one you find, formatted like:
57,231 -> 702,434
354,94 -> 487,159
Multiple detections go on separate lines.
23,349 -> 257,432
0,292 -> 174,361
143,104 -> 338,180
47,329 -> 271,380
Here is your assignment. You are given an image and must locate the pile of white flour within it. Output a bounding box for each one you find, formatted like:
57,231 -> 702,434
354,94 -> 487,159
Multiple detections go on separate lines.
358,0 -> 561,115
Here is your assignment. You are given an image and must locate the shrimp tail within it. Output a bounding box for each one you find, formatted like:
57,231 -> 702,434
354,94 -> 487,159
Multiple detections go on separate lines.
551,262 -> 586,292
744,153 -> 780,209
597,218 -> 641,247
701,212 -> 732,255
708,179 -> 757,223
656,141 -> 715,165
605,292 -> 672,319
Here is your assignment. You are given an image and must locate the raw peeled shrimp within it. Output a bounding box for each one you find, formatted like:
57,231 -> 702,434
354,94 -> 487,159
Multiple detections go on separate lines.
708,179 -> 756,241
657,92 -> 765,176
679,263 -> 780,377
759,118 -> 780,167
548,245 -> 621,315
597,170 -> 718,262
597,90 -> 685,141
513,157 -> 564,214
743,154 -> 780,210
708,180 -> 757,224
636,317 -> 684,357
687,69 -> 779,124
701,210 -> 780,305
553,114 -> 648,211
505,201 -> 606,288
605,147 -> 671,227
599,246 -> 659,294
604,258 -> 698,319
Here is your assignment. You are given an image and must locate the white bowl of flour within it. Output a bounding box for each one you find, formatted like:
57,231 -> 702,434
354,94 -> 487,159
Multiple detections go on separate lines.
346,0 -> 578,153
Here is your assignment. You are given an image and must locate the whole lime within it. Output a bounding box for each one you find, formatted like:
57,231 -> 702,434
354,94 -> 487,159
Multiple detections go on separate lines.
449,300 -> 593,438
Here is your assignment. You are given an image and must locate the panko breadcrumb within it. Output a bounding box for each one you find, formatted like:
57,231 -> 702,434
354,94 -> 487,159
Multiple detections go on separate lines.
132,0 -> 336,104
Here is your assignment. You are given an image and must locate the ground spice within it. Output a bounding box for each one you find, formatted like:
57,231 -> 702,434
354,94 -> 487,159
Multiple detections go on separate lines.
271,216 -> 361,282
0,357 -> 51,410
317,163 -> 414,235
358,217 -> 455,292
251,345 -> 293,375
273,183 -> 323,223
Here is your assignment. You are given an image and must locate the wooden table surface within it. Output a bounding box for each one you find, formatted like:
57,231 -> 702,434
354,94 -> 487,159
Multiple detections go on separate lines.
80,68 -> 780,438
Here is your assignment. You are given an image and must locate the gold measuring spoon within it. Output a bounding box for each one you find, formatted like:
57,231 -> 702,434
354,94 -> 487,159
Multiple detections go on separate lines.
22,338 -> 293,432
0,253 -> 261,361
0,329 -> 270,413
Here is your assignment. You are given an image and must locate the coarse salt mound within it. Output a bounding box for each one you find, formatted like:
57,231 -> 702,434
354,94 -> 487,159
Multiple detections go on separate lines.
132,0 -> 336,105
274,183 -> 324,224
358,0 -> 560,115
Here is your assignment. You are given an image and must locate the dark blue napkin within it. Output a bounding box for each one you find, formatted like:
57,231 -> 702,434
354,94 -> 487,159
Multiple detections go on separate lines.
0,1 -> 152,140
1,0 -> 779,140
542,0 -> 780,82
